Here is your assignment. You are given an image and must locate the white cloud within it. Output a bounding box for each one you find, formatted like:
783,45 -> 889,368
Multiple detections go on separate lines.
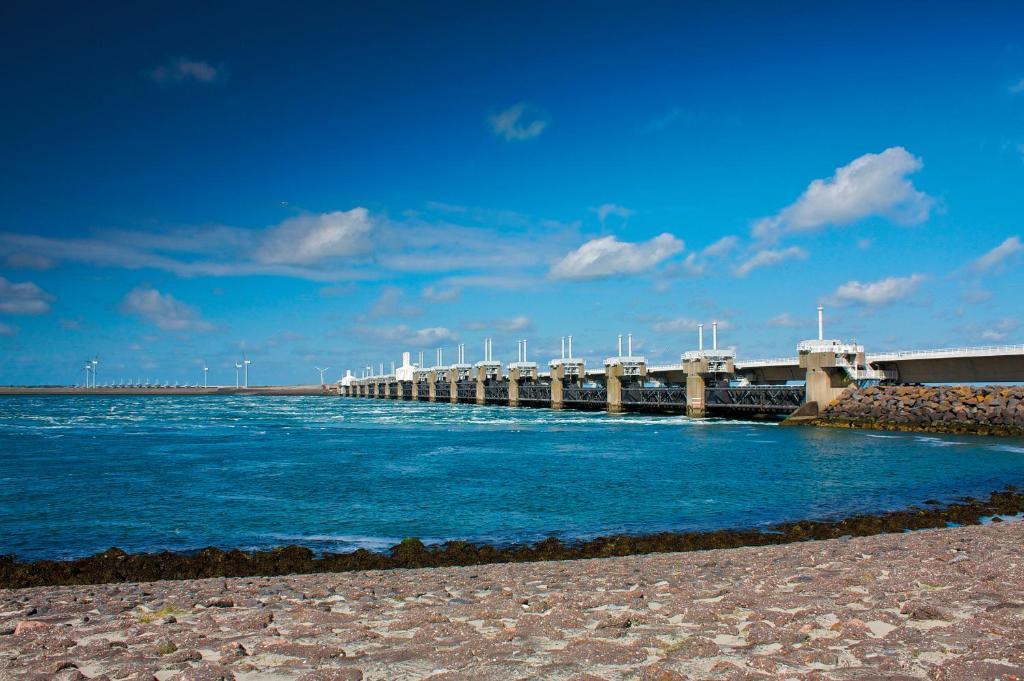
969,236 -> 1022,274
702,235 -> 739,258
0,322 -> 15,337
550,233 -> 684,280
0,277 -> 55,315
365,286 -> 420,319
766,313 -> 803,328
637,107 -> 699,134
594,203 -> 634,225
733,246 -> 808,277
150,58 -> 225,84
489,103 -> 548,141
0,205 -> 580,284
120,287 -> 213,332
4,253 -> 54,270
980,318 -> 1019,342
650,317 -> 733,334
256,208 -> 374,265
752,147 -> 934,242
357,324 -> 458,348
827,274 -> 925,307
464,315 -> 532,333
421,285 -> 461,303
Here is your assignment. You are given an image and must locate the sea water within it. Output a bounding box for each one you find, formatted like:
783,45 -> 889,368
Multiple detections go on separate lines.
1,395 -> 1022,560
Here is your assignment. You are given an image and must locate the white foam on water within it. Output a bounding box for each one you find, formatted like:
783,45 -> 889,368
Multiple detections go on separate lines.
989,444 -> 1024,454
914,436 -> 966,448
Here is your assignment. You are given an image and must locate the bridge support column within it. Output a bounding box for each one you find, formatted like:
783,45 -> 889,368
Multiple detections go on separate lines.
605,366 -> 624,414
798,347 -> 859,409
449,369 -> 459,404
410,382 -> 419,401
427,372 -> 437,402
508,368 -> 522,407
475,367 -> 487,406
549,372 -> 564,410
685,374 -> 706,418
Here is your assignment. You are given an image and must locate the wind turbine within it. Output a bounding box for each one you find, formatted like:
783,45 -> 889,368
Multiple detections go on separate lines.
202,362 -> 209,389
235,361 -> 242,388
315,366 -> 329,386
243,357 -> 251,388
91,357 -> 99,388
83,362 -> 91,388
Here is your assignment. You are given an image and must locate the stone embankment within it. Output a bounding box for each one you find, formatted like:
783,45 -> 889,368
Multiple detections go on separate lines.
811,385 -> 1024,436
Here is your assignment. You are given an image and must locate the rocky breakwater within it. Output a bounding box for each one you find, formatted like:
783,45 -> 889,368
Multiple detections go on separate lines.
812,384 -> 1024,436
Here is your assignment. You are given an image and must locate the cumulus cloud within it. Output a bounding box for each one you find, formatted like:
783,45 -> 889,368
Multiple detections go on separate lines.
0,322 -> 15,337
752,147 -> 934,242
594,203 -> 634,226
733,246 -> 808,277
969,236 -> 1022,274
421,285 -> 461,303
120,286 -> 213,332
549,233 -> 684,280
256,208 -> 374,265
489,103 -> 548,141
0,277 -> 55,315
827,274 -> 925,307
150,58 -> 226,84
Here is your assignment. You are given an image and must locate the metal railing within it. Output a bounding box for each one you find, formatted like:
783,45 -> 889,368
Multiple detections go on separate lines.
869,344 -> 1024,362
622,386 -> 688,407
563,385 -> 607,404
518,382 -> 551,402
705,385 -> 805,412
456,381 -> 476,401
484,383 -> 509,401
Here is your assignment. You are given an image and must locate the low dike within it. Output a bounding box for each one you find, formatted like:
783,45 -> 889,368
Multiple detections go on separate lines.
806,385 -> 1024,436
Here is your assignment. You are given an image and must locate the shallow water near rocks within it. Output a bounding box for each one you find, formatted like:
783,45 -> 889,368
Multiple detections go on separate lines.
1,395 -> 1023,561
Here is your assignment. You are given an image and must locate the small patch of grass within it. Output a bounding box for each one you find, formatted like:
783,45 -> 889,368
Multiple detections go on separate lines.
138,606 -> 181,623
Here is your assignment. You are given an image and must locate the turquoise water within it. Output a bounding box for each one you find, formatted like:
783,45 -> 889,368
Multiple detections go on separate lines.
1,395 -> 1023,561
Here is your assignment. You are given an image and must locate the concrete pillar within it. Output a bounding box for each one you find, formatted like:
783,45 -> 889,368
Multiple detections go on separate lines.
476,366 -> 487,406
685,374 -> 706,417
508,367 -> 522,407
428,371 -> 437,402
549,368 -> 564,410
448,369 -> 458,404
410,380 -> 419,401
800,351 -> 854,408
605,365 -> 624,414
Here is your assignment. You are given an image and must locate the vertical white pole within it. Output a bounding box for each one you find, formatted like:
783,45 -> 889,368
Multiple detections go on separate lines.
712,322 -> 718,351
627,333 -> 632,357
391,361 -> 395,374
698,323 -> 704,351
818,305 -> 824,341
617,334 -> 622,357
569,335 -> 573,358
561,336 -> 565,359
524,339 -> 528,362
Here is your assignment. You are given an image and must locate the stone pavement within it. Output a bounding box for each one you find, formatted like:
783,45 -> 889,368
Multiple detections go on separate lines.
1,522 -> 1022,680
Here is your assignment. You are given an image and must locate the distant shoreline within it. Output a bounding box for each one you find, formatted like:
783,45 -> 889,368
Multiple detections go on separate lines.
0,386 -> 331,396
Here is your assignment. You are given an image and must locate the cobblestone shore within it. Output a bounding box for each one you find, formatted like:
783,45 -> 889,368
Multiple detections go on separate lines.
1,522 -> 1022,680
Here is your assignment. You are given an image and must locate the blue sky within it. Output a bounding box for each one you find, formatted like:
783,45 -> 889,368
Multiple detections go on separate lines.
1,1 -> 1023,385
